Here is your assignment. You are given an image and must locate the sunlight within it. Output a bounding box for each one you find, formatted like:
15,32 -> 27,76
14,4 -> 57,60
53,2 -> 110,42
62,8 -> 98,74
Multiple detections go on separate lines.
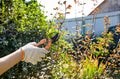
38,0 -> 104,19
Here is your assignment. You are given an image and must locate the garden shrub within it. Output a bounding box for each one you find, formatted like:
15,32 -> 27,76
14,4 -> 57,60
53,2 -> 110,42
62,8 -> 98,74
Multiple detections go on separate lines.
1,0 -> 120,79
0,0 -> 59,78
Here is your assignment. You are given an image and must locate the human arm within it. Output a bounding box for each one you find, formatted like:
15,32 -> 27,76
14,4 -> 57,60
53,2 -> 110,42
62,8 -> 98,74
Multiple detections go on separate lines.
0,42 -> 49,75
0,49 -> 23,75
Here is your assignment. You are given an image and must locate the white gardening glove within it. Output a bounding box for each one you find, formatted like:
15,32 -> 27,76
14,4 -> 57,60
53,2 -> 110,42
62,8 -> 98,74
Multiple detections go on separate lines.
22,42 -> 49,64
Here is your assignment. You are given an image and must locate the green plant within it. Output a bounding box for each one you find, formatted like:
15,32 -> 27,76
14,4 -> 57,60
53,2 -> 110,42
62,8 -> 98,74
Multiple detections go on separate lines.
90,32 -> 114,57
51,51 -> 80,79
1,0 -> 120,79
0,0 -> 58,78
80,58 -> 105,79
50,50 -> 105,79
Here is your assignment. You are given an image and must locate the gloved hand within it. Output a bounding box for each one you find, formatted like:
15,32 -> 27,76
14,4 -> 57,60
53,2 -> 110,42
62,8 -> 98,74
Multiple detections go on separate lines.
21,42 -> 49,64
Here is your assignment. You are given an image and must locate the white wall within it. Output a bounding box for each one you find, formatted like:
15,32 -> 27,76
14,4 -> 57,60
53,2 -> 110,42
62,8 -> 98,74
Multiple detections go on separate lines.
62,11 -> 120,35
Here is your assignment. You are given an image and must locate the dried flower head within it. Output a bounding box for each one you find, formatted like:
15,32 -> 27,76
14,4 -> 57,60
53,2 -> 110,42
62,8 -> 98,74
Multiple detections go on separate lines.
66,5 -> 72,9
63,1 -> 66,4
104,16 -> 110,25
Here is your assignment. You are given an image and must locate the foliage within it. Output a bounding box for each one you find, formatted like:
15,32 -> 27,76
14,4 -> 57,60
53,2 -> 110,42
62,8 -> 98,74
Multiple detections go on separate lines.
0,0 -> 58,78
91,32 -> 114,57
51,53 -> 80,79
56,16 -> 118,78
80,58 -> 105,79
1,0 -> 120,79
50,50 -> 105,79
0,0 -> 47,56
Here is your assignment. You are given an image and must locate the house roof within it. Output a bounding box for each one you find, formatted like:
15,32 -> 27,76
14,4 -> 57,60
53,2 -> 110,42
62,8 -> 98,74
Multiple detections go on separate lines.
88,0 -> 106,15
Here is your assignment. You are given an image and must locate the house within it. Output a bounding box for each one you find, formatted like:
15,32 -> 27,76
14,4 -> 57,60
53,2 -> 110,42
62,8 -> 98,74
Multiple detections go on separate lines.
63,0 -> 120,36
89,0 -> 120,15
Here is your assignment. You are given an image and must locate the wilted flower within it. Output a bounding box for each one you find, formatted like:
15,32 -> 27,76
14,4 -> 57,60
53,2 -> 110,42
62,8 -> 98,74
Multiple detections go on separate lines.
63,1 -> 67,4
66,5 -> 72,9
104,16 -> 110,25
